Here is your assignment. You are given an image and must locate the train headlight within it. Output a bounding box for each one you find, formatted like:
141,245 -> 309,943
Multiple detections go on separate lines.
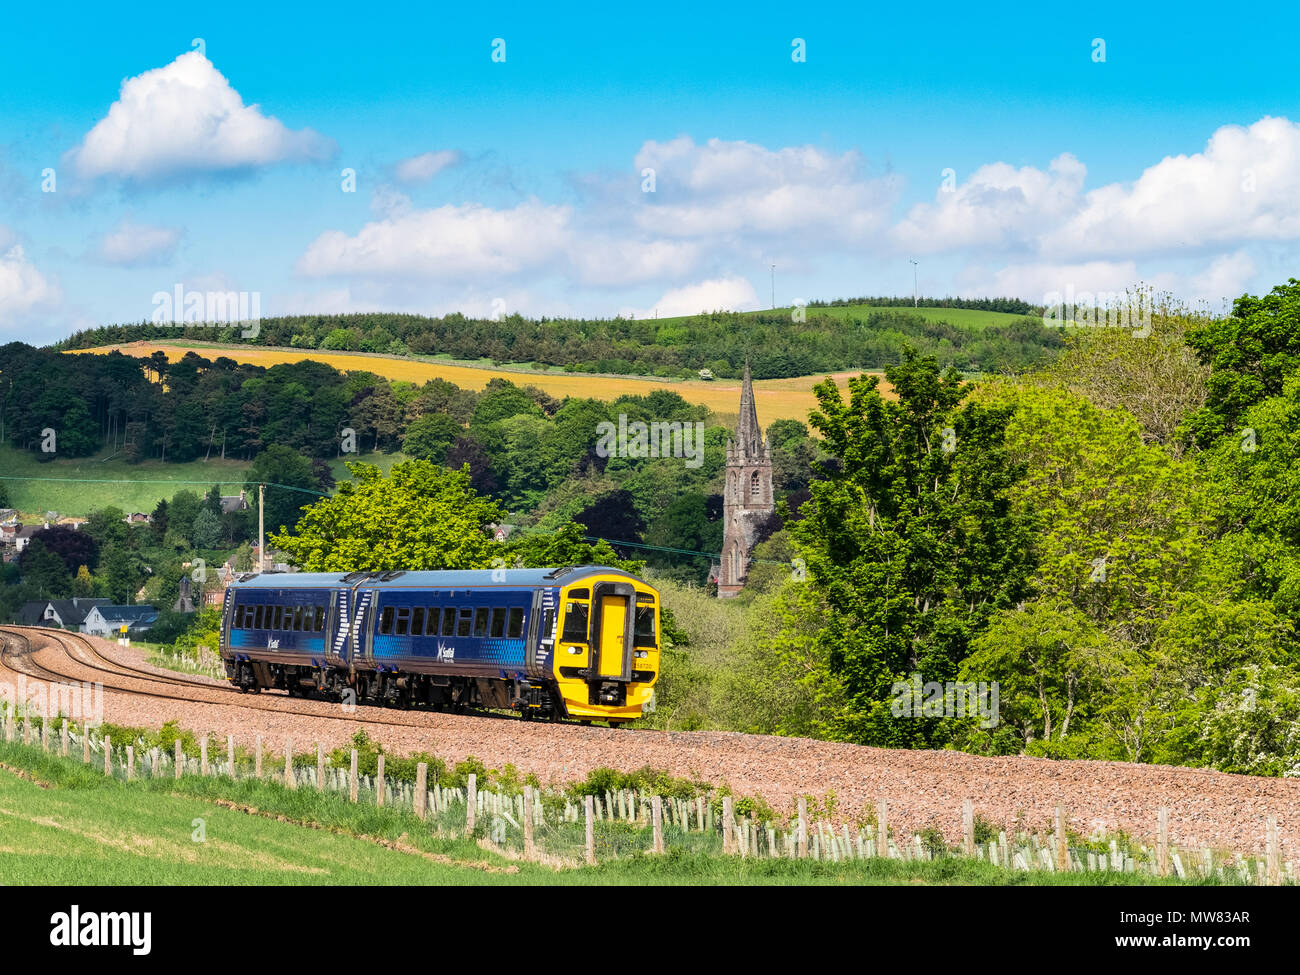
567,645 -> 583,655
634,650 -> 647,658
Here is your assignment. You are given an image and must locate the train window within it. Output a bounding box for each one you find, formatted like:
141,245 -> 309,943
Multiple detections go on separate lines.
253,605 -> 264,629
473,607 -> 489,637
634,605 -> 657,647
233,606 -> 244,628
396,608 -> 411,636
541,609 -> 554,641
379,606 -> 394,635
411,607 -> 425,635
457,608 -> 472,637
508,607 -> 524,638
314,605 -> 325,632
272,606 -> 284,630
293,606 -> 304,631
561,602 -> 589,642
490,608 -> 506,638
426,608 -> 440,635
569,588 -> 590,600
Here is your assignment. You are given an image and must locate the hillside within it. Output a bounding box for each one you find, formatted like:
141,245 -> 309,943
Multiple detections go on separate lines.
58,301 -> 1063,379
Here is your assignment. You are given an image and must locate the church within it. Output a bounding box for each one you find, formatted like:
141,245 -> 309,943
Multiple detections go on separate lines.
716,362 -> 774,598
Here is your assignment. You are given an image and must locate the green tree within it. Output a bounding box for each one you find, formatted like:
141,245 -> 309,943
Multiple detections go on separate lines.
191,507 -> 223,549
245,445 -> 321,535
401,413 -> 463,464
269,460 -> 504,571
789,348 -> 1035,746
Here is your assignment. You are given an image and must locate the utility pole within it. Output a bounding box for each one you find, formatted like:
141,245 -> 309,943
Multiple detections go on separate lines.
258,482 -> 266,573
909,259 -> 919,307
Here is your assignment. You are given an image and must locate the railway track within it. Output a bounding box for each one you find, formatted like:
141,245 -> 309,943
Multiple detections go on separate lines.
0,625 -> 489,732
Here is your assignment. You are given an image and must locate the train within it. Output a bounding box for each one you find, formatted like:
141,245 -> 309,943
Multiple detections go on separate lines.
218,565 -> 660,725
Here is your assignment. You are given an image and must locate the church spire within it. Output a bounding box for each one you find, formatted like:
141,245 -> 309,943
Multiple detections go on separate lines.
736,360 -> 761,456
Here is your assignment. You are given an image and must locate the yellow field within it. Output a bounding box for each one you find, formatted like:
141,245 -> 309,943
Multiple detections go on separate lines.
71,342 -> 892,428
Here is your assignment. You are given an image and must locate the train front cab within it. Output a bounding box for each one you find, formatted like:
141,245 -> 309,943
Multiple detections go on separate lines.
552,571 -> 659,725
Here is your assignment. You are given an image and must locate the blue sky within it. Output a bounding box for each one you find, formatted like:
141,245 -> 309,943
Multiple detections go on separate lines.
3,1 -> 1300,344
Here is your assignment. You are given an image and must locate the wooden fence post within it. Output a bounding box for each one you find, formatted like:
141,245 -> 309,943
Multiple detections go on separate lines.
126,745 -> 135,781
283,738 -> 295,789
524,785 -> 536,858
316,743 -> 325,791
41,719 -> 49,752
200,734 -> 209,776
584,794 -> 595,865
82,729 -> 89,763
963,799 -> 975,857
174,738 -> 183,779
348,749 -> 358,802
1055,805 -> 1069,871
652,795 -> 664,854
255,734 -> 263,778
796,797 -> 809,858
466,773 -> 477,835
1267,816 -> 1281,887
877,799 -> 888,858
415,763 -> 428,820
103,735 -> 111,777
60,719 -> 68,757
1157,807 -> 1170,877
722,796 -> 735,855
376,754 -> 385,806
227,735 -> 235,777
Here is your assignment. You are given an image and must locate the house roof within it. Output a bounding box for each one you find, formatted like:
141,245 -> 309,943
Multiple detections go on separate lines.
17,598 -> 110,626
92,605 -> 161,623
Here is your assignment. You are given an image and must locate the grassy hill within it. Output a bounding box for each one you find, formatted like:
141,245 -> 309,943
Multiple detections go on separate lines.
0,444 -> 410,519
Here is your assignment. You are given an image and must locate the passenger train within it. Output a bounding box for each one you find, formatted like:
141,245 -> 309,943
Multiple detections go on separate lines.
218,565 -> 660,725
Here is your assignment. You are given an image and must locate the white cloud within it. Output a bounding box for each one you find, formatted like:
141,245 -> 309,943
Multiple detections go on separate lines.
69,52 -> 335,182
93,219 -> 182,266
894,154 -> 1086,254
296,199 -> 573,278
0,243 -> 61,333
394,150 -> 462,186
897,117 -> 1300,265
633,136 -> 897,240
1048,117 -> 1300,257
619,276 -> 759,319
569,236 -> 702,286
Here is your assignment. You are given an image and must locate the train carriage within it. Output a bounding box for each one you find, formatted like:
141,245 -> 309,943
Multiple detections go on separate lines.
219,565 -> 659,725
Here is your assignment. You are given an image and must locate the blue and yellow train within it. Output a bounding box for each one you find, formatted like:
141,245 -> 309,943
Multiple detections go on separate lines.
218,565 -> 660,725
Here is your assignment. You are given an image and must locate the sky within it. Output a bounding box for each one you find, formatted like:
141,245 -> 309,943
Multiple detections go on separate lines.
3,1 -> 1300,345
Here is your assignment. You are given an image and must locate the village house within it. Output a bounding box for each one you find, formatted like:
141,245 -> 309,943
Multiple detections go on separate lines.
17,597 -> 110,629
81,604 -> 160,637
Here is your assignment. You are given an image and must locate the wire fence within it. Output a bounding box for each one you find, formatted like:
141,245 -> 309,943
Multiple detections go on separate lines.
2,711 -> 1292,883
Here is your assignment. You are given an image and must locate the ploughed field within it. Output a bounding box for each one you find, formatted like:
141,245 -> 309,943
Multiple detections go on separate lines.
4,625 -> 1295,860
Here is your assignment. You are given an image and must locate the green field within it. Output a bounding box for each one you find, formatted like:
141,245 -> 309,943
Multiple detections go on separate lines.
0,742 -> 1217,886
0,446 -> 412,519
651,303 -> 1033,330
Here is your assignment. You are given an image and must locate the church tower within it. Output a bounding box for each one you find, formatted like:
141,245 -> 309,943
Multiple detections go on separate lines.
717,362 -> 773,598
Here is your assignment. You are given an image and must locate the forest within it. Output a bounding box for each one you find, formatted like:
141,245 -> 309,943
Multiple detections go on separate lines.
55,300 -> 1065,378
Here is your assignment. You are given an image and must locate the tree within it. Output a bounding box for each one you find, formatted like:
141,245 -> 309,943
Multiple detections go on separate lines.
401,413 -> 463,464
72,564 -> 94,598
1185,277 -> 1300,446
504,521 -> 644,574
245,445 -> 322,535
788,348 -> 1035,746
269,460 -> 505,571
18,539 -> 71,596
191,507 -> 223,549
32,524 -> 99,574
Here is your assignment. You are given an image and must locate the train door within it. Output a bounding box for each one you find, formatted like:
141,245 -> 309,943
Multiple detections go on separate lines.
590,581 -> 635,681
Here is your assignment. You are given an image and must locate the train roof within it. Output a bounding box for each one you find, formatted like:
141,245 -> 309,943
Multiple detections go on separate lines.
226,565 -> 646,590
